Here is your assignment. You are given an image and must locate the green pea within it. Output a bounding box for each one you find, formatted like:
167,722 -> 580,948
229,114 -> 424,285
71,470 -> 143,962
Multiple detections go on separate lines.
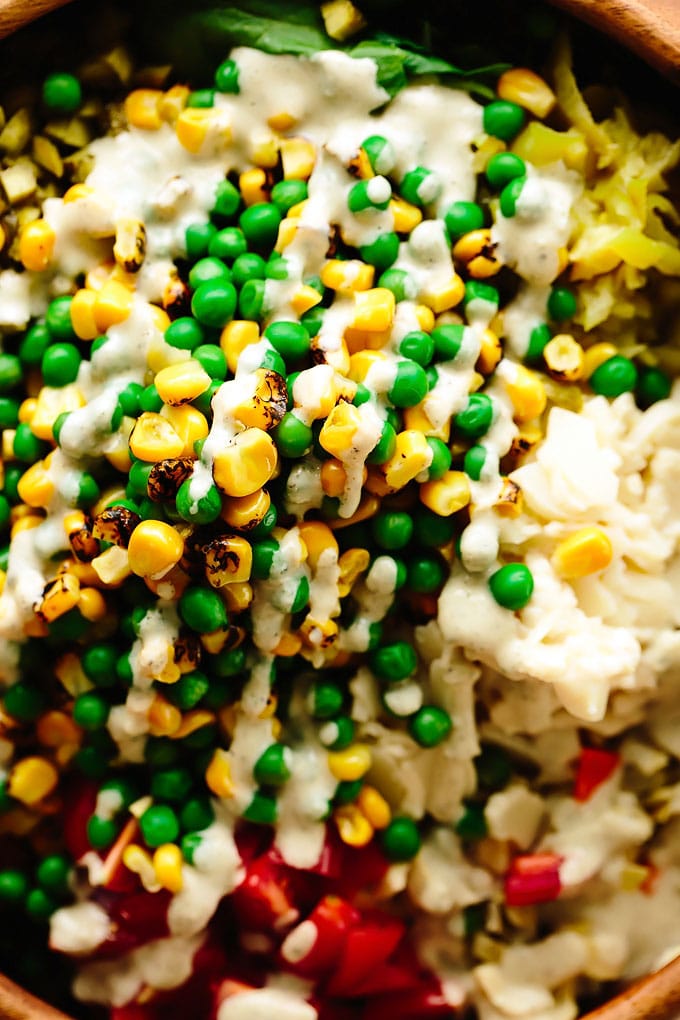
180,797 -> 215,832
455,802 -> 488,839
176,478 -> 222,525
388,360 -> 428,408
499,176 -> 526,218
73,693 -> 110,731
320,715 -> 355,751
432,323 -> 465,362
45,296 -> 75,340
361,134 -> 396,175
526,323 -> 551,362
192,379 -> 222,417
139,805 -> 180,848
41,343 -> 81,387
185,221 -> 217,260
0,869 -> 28,904
271,179 -> 308,215
425,437 -> 451,480
259,347 -> 286,376
444,200 -> 484,240
209,226 -> 247,263
454,393 -> 494,439
464,445 -> 487,481
75,473 -> 100,509
250,503 -> 277,539
242,790 -> 278,825
464,280 -> 499,316
179,585 -> 228,632
485,152 -> 527,190
166,670 -> 210,711
214,58 -> 240,93
413,508 -> 456,548
0,494 -> 10,530
42,72 -> 81,114
165,316 -> 205,351
334,779 -> 363,804
36,855 -> 71,895
300,306 -> 324,338
232,252 -> 266,287
0,397 -> 19,428
378,268 -> 417,302
254,743 -> 291,785
488,562 -> 534,609
291,574 -> 310,614
187,89 -> 215,108
352,383 -> 371,406
359,231 -> 400,271
74,742 -> 113,779
463,903 -> 487,936
191,280 -> 237,329
636,366 -> 672,408
145,737 -> 180,770
264,321 -> 310,362
483,99 -> 526,141
372,510 -> 413,551
181,831 -> 203,863
81,644 -> 117,688
365,419 -> 397,466
4,682 -> 45,722
26,888 -> 58,920
212,646 -> 247,678
381,817 -> 421,861
409,705 -> 452,747
0,353 -> 22,393
12,423 -> 46,463
189,258 -> 232,291
400,166 -> 441,207
589,355 -> 638,398
19,322 -> 51,366
239,278 -> 266,321
193,344 -> 227,381
90,334 -> 109,355
475,744 -> 512,788
251,537 -> 279,579
273,412 -> 313,458
151,767 -> 194,803
86,815 -> 118,850
239,202 -> 282,250
547,287 -> 577,321
426,366 -> 439,392
311,680 -> 343,719
348,178 -> 391,213
212,179 -> 241,220
407,554 -> 446,593
370,641 -> 418,682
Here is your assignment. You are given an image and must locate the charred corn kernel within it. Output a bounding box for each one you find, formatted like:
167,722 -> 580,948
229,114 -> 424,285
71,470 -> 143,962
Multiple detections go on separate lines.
113,217 -> 146,273
128,520 -> 184,579
494,478 -> 524,518
349,146 -> 373,180
130,412 -> 184,462
222,488 -> 271,531
159,84 -> 190,123
19,218 -> 56,272
543,334 -> 585,382
155,360 -> 211,406
273,631 -> 303,657
348,349 -> 387,383
122,845 -> 158,890
220,320 -> 261,374
420,274 -> 465,313
92,544 -> 131,586
383,430 -> 432,490
153,843 -> 183,893
583,342 -> 619,379
280,137 -> 317,179
39,573 -> 80,622
318,402 -> 362,458
176,108 -> 227,153
509,424 -> 543,459
403,402 -> 451,442
420,470 -> 471,516
63,183 -> 94,204
275,217 -> 298,252
390,197 -> 422,233
172,709 -> 216,740
212,428 -> 278,497
337,547 -> 370,596
239,167 -> 268,206
124,89 -> 163,130
552,526 -> 613,579
78,587 -> 107,622
415,304 -> 435,332
232,368 -> 287,431
205,748 -> 234,798
18,398 -> 37,423
328,744 -> 372,781
257,693 -> 278,720
8,757 -> 58,806
17,462 -> 55,508
477,329 -> 503,374
54,651 -> 92,697
70,288 -> 99,340
497,67 -> 556,119
36,711 -> 81,749
204,535 -> 253,586
503,365 -> 547,423
267,110 -> 298,132
335,804 -> 374,847
30,383 -> 85,441
223,581 -> 253,613
358,785 -> 391,829
353,287 -> 395,332
321,259 -> 374,292
298,521 -> 339,570
93,280 -> 134,331
453,229 -> 502,278
300,616 -> 339,649
148,696 -> 182,737
290,284 -> 323,316
321,0 -> 367,40
321,459 -> 348,498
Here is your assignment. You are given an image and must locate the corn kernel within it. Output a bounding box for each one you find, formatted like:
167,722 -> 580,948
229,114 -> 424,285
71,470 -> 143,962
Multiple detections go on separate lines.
298,521 -> 339,570
390,197 -> 422,233
334,804 -> 374,847
328,744 -> 372,781
249,131 -> 280,168
8,757 -> 58,806
321,0 -> 367,40
18,398 -> 36,424
291,284 -> 323,316
161,404 -> 209,458
122,845 -> 159,891
453,229 -> 502,278
275,217 -> 298,252
403,402 -> 451,442
383,430 -> 432,490
70,288 -> 99,340
159,84 -> 190,124
318,402 -> 362,459
503,364 -> 547,423
205,748 -> 234,798
54,651 -> 92,697
420,470 -> 471,516
280,137 -> 317,179
172,710 -> 216,740
204,535 -> 252,586
129,412 -> 184,462
124,89 -> 163,130
93,280 -> 134,332
321,459 -> 348,498
415,304 -> 435,332
223,581 -> 253,613
348,349 -> 387,383
477,329 -> 503,374
213,428 -> 278,497
552,526 -> 613,579
36,711 -> 81,749
358,785 -> 391,829
220,320 -> 261,375
321,259 -> 374,292
149,303 -> 171,333
420,274 -> 465,313
497,68 -> 556,119
239,167 -> 268,206
494,477 -> 524,518
17,462 -> 55,508
128,520 -> 184,579
273,631 -> 303,657
39,572 -> 80,622
337,547 -> 370,596
267,110 -> 298,132
543,334 -> 585,382
153,843 -> 183,893
176,108 -> 230,154
583,342 -> 619,379
148,695 -> 182,737
222,488 -> 270,531
300,616 -> 339,649
155,360 -> 211,406
30,383 -> 84,440
92,544 -> 132,587
19,218 -> 55,272
78,587 -> 107,622
353,288 -> 395,332
328,493 -> 380,529
63,183 -> 94,204
113,218 -> 147,274
231,368 -> 288,431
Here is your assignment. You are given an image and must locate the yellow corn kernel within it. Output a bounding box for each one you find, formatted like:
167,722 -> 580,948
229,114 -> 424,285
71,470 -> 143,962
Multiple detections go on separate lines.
232,368 -> 288,431
322,338 -> 351,376
280,137 -> 317,179
358,785 -> 391,829
300,616 -> 339,650
92,544 -> 132,587
204,535 -> 252,586
494,477 -> 524,519
70,288 -> 99,341
105,425 -> 134,474
453,229 -> 502,278
321,459 -> 348,498
497,68 -> 556,119
17,462 -> 55,508
161,404 -> 209,458
222,488 -> 270,531
337,547 -> 370,597
390,197 -> 422,233
620,862 -> 652,892
543,334 -> 585,382
298,521 -> 339,570
383,430 -> 432,490
329,492 -> 380,529
155,360 -> 211,406
78,587 -> 107,622
93,280 -> 134,332
30,383 -> 85,441
205,748 -> 234,798
415,304 -> 435,333
153,843 -> 183,893
200,628 -> 231,655
124,89 -> 163,130
321,259 -> 374,293
287,200 -> 308,219
275,217 -> 298,252
39,573 -> 80,622
583,342 -> 618,379
420,274 -> 465,313
10,512 -> 43,541
249,131 -> 280,168
213,428 -> 278,497
36,711 -> 81,749
328,744 -> 372,782
56,651 -> 94,698
353,288 -> 395,332
114,218 -> 147,274
552,526 -> 613,579
291,365 -> 350,421
503,364 -> 547,423
344,325 -> 391,354
158,84 -> 190,123
122,845 -> 158,891
321,0 -> 367,40
148,695 -> 182,737
403,402 -> 451,442
19,218 -> 56,272
334,804 -> 374,847
2,429 -> 15,460
8,757 -> 59,806
63,183 -> 94,204
128,520 -> 184,579
129,412 -> 184,462
18,398 -> 37,424
477,328 -> 503,375
172,710 -> 216,740
149,303 -> 171,333
420,470 -> 471,517
176,107 -> 230,154
220,320 -> 261,375
267,110 -> 297,132
239,167 -> 268,206
273,631 -> 303,657
223,581 -> 253,613
348,349 -> 387,383
290,284 -> 323,316
318,402 -> 362,459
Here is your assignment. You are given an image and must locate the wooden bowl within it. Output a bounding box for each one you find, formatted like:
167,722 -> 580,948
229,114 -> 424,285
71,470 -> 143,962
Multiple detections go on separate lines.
0,1 -> 677,1018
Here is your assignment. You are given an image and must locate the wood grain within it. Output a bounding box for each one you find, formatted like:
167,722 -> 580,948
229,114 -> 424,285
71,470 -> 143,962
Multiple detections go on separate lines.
0,0 -> 72,39
0,974 -> 73,1020
582,953 -> 680,1020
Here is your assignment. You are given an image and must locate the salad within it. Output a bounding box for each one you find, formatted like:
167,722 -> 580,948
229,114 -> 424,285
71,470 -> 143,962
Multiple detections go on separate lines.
0,1 -> 678,1018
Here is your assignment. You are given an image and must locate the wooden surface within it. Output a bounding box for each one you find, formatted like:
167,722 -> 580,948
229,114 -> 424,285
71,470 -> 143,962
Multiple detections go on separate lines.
0,975 -> 73,1020
582,953 -> 680,1020
0,0 -> 72,39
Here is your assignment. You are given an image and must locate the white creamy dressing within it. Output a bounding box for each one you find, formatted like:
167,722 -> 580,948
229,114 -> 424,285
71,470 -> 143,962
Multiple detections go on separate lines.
340,553 -> 398,652
49,901 -> 112,955
217,976 -> 318,1020
251,528 -> 309,653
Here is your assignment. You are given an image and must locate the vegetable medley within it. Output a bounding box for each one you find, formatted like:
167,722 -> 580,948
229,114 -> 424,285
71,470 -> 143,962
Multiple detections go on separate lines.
0,2 -> 679,1018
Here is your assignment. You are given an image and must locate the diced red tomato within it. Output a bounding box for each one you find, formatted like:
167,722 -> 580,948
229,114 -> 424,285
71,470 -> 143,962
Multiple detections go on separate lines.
365,984 -> 457,1019
62,777 -> 99,860
573,747 -> 621,801
279,895 -> 360,978
111,1006 -> 154,1020
332,839 -> 389,899
504,853 -> 562,907
230,853 -> 300,932
324,912 -> 406,997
